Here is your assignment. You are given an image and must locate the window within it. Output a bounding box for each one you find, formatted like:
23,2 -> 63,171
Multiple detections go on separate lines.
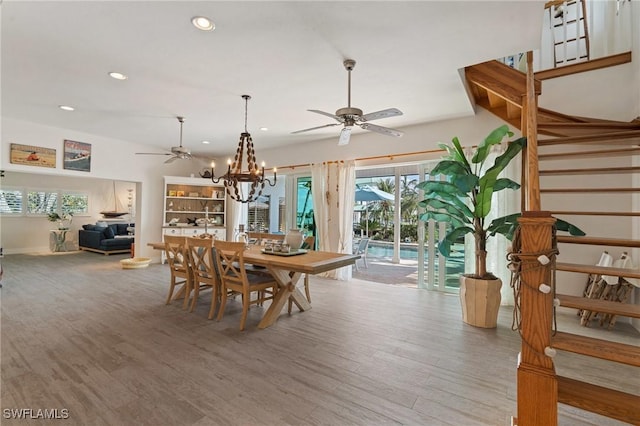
0,189 -> 23,214
1,189 -> 89,216
62,193 -> 89,215
27,191 -> 58,215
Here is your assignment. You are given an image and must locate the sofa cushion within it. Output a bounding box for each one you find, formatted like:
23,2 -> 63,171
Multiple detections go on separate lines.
115,223 -> 130,235
101,237 -> 133,248
83,224 -> 97,231
103,226 -> 115,239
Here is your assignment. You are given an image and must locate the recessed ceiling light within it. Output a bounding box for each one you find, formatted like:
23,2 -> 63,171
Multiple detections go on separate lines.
260,127 -> 268,131
59,105 -> 75,111
201,140 -> 210,144
109,71 -> 128,80
191,16 -> 215,31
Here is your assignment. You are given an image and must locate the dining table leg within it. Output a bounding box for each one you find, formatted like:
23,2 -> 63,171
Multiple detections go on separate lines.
258,269 -> 310,329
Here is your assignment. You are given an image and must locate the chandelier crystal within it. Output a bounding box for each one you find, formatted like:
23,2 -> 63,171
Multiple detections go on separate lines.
210,95 -> 276,203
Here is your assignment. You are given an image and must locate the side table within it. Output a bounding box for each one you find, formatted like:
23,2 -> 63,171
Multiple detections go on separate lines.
49,229 -> 69,252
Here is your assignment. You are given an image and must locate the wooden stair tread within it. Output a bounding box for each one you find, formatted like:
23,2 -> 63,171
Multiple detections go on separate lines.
538,130 -> 640,146
557,376 -> 640,425
557,235 -> 640,248
556,262 -> 640,278
541,188 -> 640,193
539,146 -> 640,160
552,331 -> 640,367
556,294 -> 640,319
540,166 -> 640,175
552,211 -> 640,217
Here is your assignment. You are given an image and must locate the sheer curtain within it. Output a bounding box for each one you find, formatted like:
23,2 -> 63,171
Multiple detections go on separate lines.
311,160 -> 356,280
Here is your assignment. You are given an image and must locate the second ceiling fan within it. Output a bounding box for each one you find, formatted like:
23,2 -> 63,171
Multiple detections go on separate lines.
292,59 -> 404,145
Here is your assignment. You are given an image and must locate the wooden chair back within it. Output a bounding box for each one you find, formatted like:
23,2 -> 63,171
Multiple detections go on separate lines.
213,240 -> 249,292
164,235 -> 189,273
185,236 -> 219,315
185,237 -> 217,283
213,240 -> 277,330
163,235 -> 191,308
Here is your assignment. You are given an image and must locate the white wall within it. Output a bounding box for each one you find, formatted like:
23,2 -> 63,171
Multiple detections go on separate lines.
1,117 -> 196,259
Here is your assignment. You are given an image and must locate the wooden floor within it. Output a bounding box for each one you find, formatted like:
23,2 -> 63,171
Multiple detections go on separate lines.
1,252 -> 638,426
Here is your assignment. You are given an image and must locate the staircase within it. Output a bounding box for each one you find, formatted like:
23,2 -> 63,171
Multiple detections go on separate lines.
466,58 -> 640,425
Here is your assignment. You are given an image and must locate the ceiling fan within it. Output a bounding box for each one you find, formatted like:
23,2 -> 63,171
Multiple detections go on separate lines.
135,116 -> 193,163
292,59 -> 404,146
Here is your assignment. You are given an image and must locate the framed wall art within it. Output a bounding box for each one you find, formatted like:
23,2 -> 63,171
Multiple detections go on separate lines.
63,139 -> 91,172
10,143 -> 56,168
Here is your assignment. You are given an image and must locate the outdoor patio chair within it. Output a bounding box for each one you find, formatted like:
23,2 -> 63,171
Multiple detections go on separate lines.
353,237 -> 370,271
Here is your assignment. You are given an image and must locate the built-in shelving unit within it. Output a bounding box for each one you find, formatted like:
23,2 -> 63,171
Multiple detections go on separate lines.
160,176 -> 227,262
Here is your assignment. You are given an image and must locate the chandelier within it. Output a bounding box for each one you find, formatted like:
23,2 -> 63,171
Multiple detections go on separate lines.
210,95 -> 277,203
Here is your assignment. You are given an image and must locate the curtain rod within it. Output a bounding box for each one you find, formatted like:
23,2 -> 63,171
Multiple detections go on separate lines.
275,147 -> 445,170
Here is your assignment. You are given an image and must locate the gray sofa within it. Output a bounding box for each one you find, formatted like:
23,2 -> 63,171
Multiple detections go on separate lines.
79,223 -> 134,255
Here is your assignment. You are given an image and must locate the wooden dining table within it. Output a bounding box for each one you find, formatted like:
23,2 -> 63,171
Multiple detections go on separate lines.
148,241 -> 359,328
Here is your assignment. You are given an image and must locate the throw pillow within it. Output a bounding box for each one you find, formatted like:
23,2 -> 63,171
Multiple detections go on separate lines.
103,226 -> 115,239
82,224 -> 96,231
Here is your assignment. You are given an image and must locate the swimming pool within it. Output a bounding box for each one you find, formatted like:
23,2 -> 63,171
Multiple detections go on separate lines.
367,243 -> 419,259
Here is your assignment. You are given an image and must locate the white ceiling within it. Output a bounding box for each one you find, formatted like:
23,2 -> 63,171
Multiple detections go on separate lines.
2,1 -> 545,157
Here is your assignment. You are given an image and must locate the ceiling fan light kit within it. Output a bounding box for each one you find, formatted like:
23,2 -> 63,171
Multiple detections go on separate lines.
135,116 -> 193,163
292,58 -> 404,145
209,95 -> 277,204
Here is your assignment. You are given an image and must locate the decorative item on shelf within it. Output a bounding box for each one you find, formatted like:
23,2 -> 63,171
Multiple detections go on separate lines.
199,168 -> 212,178
208,95 -> 277,203
47,212 -> 73,230
284,228 -> 304,249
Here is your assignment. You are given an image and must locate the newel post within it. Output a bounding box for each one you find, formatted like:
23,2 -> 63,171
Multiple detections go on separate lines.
516,211 -> 557,425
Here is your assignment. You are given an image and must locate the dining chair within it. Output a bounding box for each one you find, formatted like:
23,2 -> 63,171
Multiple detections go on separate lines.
213,240 -> 278,330
185,236 -> 218,314
288,235 -> 315,314
353,237 -> 370,271
164,235 -> 192,309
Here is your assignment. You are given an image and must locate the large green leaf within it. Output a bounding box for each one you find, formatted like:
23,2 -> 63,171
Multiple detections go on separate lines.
486,213 -> 586,241
438,226 -> 474,256
451,136 -> 471,170
417,180 -> 466,197
419,192 -> 474,218
420,199 -> 472,223
431,160 -> 470,177
471,125 -> 513,164
493,178 -> 521,192
419,211 -> 466,229
475,137 -> 526,218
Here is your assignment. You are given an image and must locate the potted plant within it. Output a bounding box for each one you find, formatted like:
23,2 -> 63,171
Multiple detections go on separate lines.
48,212 -> 73,230
417,125 -> 583,328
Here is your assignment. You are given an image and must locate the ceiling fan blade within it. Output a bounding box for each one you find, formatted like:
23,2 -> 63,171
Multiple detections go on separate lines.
308,109 -> 344,122
291,123 -> 341,134
338,126 -> 352,146
164,156 -> 179,164
360,122 -> 404,137
360,108 -> 403,122
135,152 -> 172,156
